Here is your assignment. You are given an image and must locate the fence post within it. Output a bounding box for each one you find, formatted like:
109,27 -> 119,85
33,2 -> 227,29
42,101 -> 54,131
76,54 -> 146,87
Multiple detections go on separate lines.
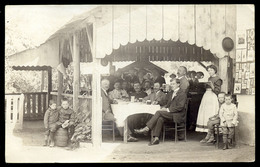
5,96 -> 12,123
18,94 -> 24,130
12,96 -> 18,124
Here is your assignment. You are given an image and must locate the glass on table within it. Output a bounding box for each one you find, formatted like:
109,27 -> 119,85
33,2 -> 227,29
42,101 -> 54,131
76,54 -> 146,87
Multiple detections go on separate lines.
146,100 -> 152,105
139,98 -> 143,102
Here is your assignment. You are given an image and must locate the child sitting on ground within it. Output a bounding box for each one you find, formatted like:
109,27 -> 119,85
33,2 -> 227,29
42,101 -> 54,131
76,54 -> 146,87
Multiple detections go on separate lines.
219,94 -> 238,150
54,98 -> 76,147
43,100 -> 59,147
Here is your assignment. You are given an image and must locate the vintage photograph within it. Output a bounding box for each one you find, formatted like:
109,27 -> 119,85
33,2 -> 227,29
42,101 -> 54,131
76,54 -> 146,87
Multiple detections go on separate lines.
5,4 -> 255,163
236,30 -> 247,49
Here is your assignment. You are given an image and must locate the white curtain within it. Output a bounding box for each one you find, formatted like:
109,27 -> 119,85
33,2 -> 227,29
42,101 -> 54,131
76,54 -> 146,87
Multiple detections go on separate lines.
95,5 -> 235,59
179,5 -> 195,44
129,5 -> 147,43
163,5 -> 179,41
113,5 -> 130,49
96,6 -> 113,58
147,5 -> 163,41
195,5 -> 211,50
210,5 -> 227,58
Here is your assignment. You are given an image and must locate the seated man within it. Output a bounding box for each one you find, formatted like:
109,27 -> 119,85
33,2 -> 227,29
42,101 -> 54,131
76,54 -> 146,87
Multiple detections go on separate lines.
127,82 -> 148,142
108,79 -> 129,100
135,78 -> 187,146
143,81 -> 166,106
101,79 -> 117,121
129,82 -> 148,100
143,80 -> 153,96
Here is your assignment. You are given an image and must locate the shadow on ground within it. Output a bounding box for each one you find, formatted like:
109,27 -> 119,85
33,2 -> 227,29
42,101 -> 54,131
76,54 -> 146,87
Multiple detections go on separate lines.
7,120 -> 255,162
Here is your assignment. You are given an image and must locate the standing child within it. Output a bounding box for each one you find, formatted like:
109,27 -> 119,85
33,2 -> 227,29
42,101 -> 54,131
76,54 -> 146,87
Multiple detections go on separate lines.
219,94 -> 238,150
55,98 -> 76,147
43,100 -> 59,147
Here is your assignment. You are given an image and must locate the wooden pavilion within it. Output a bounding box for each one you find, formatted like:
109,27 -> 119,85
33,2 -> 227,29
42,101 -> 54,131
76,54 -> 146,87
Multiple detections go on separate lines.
8,5 -> 237,147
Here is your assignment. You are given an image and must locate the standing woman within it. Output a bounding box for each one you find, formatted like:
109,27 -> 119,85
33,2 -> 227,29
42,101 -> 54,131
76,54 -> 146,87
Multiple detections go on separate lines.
195,65 -> 223,133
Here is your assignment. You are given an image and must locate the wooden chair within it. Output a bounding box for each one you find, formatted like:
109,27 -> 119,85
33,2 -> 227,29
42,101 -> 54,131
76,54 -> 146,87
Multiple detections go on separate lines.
102,120 -> 115,142
162,98 -> 191,142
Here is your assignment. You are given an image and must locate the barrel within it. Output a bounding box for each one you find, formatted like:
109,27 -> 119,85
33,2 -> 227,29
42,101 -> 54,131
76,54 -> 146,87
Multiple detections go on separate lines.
54,128 -> 69,147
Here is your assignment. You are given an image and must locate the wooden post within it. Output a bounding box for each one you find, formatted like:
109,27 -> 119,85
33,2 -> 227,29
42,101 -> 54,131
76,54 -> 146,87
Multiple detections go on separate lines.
89,20 -> 102,148
73,32 -> 80,112
57,71 -> 63,106
218,56 -> 229,93
41,71 -> 45,92
47,67 -> 52,105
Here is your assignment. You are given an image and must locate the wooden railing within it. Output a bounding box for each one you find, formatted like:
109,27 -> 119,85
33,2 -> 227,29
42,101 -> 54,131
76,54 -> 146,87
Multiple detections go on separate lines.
5,94 -> 24,130
6,92 -> 49,121
50,92 -> 92,113
23,92 -> 48,120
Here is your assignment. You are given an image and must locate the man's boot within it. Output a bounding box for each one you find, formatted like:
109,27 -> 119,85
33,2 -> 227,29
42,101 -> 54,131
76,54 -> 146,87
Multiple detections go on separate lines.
200,131 -> 212,143
43,135 -> 49,146
227,138 -> 232,149
223,135 -> 228,150
49,132 -> 55,147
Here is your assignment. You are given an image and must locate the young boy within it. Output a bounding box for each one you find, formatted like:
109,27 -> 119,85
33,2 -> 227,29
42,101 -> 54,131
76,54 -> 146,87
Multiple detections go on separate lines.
43,100 -> 59,146
219,94 -> 238,150
54,98 -> 76,147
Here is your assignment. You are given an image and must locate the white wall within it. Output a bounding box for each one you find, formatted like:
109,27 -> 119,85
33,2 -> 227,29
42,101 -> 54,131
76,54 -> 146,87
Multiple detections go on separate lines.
236,5 -> 255,146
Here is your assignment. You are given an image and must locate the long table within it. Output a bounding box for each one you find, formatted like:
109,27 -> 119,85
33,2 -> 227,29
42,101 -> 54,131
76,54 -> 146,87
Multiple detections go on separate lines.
111,101 -> 160,143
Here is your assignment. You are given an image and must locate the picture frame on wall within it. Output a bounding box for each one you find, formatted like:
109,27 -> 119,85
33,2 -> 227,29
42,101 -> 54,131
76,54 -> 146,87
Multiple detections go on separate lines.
234,83 -> 241,94
241,49 -> 247,62
236,50 -> 242,62
247,29 -> 255,49
249,63 -> 255,78
238,70 -> 242,78
247,49 -> 255,61
242,83 -> 247,89
236,63 -> 240,71
235,72 -> 239,81
236,30 -> 247,49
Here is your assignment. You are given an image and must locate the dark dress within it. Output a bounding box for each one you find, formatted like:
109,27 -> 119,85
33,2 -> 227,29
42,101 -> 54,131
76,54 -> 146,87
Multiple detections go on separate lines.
208,76 -> 222,95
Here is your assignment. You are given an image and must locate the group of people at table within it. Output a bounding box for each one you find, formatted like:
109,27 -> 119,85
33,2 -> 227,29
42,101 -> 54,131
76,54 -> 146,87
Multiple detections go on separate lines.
101,65 -> 238,150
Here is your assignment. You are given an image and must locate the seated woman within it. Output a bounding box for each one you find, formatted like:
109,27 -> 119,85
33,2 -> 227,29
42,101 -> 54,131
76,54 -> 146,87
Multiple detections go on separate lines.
108,80 -> 129,100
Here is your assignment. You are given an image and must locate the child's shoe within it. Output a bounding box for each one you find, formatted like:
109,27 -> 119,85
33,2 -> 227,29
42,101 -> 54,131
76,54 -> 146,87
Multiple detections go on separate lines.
227,139 -> 232,149
43,140 -> 48,146
49,141 -> 55,147
223,143 -> 228,150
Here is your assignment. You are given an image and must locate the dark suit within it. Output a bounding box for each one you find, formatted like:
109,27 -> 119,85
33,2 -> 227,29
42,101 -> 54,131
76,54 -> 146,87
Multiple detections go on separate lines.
101,89 -> 115,121
146,88 -> 187,138
179,76 -> 190,94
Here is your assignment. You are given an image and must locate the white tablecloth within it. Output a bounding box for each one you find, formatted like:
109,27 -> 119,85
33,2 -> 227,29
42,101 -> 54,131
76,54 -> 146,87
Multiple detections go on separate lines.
111,102 -> 160,127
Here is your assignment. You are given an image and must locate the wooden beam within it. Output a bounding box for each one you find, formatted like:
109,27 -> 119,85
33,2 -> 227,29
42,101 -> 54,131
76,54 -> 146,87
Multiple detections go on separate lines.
47,67 -> 52,105
57,71 -> 63,106
73,32 -> 80,112
41,71 -> 45,92
197,61 -> 207,70
86,24 -> 93,56
91,21 -> 102,148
